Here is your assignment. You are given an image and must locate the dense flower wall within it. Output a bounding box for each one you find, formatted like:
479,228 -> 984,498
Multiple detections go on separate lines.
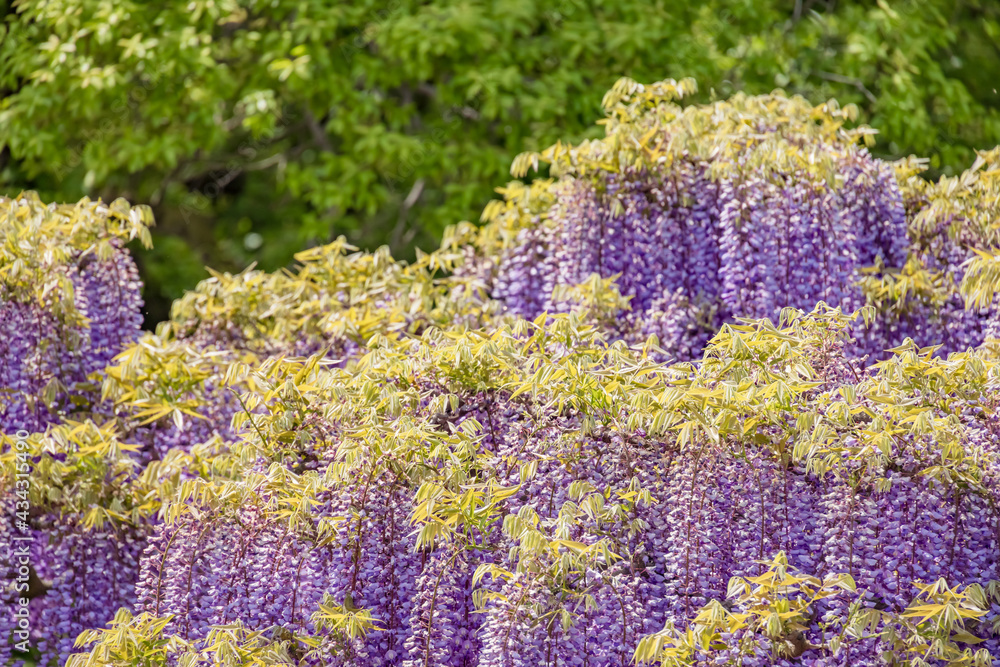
2,81 -> 1000,667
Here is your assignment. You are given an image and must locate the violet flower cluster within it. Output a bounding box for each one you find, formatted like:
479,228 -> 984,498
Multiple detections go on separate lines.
0,244 -> 143,433
1,196 -> 151,667
488,147 -> 991,363
130,384 -> 1000,666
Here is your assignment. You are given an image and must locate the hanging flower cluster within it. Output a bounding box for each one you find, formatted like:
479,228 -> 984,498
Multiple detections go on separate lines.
0,193 -> 150,432
465,79 -> 997,363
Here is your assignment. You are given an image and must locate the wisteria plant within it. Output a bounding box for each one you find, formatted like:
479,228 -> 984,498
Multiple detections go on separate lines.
3,78 -> 1000,667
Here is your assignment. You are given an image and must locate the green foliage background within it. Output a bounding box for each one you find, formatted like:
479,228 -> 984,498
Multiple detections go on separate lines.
1,0 -> 999,323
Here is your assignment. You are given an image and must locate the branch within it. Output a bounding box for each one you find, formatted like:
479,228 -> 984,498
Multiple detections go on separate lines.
304,108 -> 333,152
813,71 -> 878,105
390,178 -> 425,249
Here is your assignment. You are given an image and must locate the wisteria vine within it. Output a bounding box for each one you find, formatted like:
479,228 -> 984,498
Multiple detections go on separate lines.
3,79 -> 1000,667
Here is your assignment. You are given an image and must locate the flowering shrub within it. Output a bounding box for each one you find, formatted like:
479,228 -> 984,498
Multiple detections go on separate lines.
458,78 -> 1000,363
0,194 -> 151,433
3,80 -> 1000,667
